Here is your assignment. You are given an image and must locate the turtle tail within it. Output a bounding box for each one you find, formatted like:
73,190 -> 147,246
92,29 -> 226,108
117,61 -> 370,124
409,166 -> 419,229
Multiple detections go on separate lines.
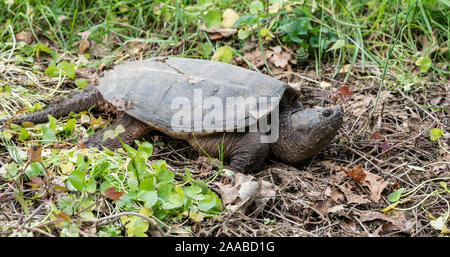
1,86 -> 104,125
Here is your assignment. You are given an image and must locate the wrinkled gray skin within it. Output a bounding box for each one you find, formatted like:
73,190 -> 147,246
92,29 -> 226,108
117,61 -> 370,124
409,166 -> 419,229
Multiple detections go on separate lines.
1,86 -> 343,173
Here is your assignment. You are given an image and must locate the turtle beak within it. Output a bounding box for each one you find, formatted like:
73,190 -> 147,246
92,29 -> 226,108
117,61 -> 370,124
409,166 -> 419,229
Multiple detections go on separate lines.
323,106 -> 344,127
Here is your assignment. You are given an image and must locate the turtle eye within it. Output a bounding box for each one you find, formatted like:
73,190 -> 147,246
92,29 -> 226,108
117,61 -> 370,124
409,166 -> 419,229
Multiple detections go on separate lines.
322,109 -> 333,117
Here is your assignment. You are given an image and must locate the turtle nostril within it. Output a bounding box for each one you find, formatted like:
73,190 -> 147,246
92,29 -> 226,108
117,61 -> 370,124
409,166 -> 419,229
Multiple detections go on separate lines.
322,109 -> 333,117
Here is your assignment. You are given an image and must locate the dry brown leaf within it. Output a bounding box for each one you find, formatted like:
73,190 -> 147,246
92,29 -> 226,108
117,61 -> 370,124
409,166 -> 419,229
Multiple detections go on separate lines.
77,31 -> 91,54
216,173 -> 258,205
221,9 -> 239,28
76,67 -> 99,86
268,46 -> 291,68
341,165 -> 366,183
316,200 -> 349,220
338,182 -> 371,205
339,64 -> 352,73
28,145 -> 42,163
356,210 -> 414,234
362,170 -> 392,203
216,173 -> 276,209
55,212 -> 71,222
243,49 -> 276,69
243,50 -> 266,68
340,165 -> 391,203
104,187 -> 124,200
90,41 -> 109,57
15,31 -> 34,44
200,24 -> 237,40
319,81 -> 332,89
347,94 -> 374,117
324,187 -> 345,202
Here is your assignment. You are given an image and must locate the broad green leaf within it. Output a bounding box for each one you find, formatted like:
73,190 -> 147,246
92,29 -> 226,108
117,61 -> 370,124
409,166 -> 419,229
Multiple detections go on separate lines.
151,160 -> 167,172
128,177 -> 139,191
268,1 -> 280,13
139,178 -> 155,191
440,181 -> 448,191
6,162 -> 18,177
60,61 -> 76,79
158,168 -> 174,184
100,181 -> 112,193
238,28 -> 250,40
189,211 -> 204,222
260,27 -> 272,40
328,39 -> 346,51
198,193 -> 220,212
117,191 -> 136,208
63,118 -> 76,135
48,115 -> 57,131
75,79 -> 87,88
221,8 -> 239,28
212,46 -> 233,63
102,130 -> 115,141
34,43 -> 51,56
250,0 -> 264,14
115,124 -> 125,134
41,127 -> 56,143
184,185 -> 202,198
137,141 -> 153,159
233,15 -> 258,26
79,198 -> 95,218
137,191 -> 158,208
25,162 -> 45,178
430,128 -> 444,142
18,127 -> 29,140
25,102 -> 42,112
387,188 -> 406,202
415,57 -> 432,72
44,61 -> 59,77
157,183 -> 173,201
85,179 -> 97,194
199,42 -> 212,57
69,170 -> 86,191
121,215 -> 149,237
430,212 -> 449,231
15,55 -> 34,64
76,154 -> 89,171
161,194 -> 185,209
58,195 -> 76,215
60,223 -> 79,237
202,9 -> 221,28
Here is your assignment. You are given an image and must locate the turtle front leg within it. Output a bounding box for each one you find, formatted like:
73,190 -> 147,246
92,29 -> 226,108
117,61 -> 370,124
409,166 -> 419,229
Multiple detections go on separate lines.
188,132 -> 270,173
84,114 -> 151,150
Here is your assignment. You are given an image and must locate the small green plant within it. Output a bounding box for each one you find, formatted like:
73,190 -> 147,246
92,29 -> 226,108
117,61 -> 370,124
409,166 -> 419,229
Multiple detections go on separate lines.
430,128 -> 449,154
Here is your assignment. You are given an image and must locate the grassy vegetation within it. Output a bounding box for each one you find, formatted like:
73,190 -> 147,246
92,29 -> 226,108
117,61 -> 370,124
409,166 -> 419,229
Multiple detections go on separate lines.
0,0 -> 449,237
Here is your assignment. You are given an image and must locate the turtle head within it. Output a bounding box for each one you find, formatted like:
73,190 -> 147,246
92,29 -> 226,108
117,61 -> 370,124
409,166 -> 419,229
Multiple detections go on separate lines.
271,106 -> 343,163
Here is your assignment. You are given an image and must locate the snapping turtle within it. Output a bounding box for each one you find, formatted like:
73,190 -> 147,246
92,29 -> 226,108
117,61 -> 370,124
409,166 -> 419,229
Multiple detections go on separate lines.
1,57 -> 343,172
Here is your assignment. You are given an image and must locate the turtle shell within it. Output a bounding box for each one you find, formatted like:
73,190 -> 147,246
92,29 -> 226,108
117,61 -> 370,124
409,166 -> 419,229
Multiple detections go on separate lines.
97,57 -> 298,137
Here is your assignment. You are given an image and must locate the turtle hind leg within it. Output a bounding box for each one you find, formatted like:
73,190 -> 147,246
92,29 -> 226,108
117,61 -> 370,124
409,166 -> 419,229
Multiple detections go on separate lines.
84,114 -> 151,150
188,132 -> 269,173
